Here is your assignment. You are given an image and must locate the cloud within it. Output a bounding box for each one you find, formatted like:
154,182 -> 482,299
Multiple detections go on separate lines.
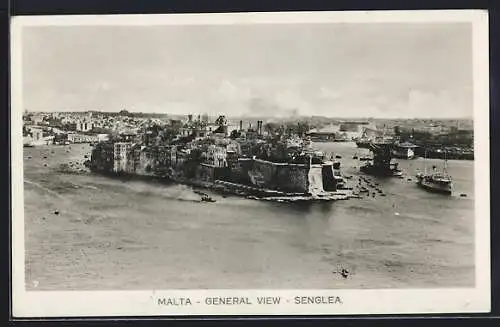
273,89 -> 312,114
244,97 -> 299,118
99,82 -> 111,91
408,88 -> 472,118
213,80 -> 252,102
319,87 -> 341,100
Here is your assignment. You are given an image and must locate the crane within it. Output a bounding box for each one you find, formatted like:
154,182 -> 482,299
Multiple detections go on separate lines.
360,141 -> 402,177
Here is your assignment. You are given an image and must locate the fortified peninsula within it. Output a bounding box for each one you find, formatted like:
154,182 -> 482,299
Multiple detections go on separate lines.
88,114 -> 352,202
22,109 -> 474,201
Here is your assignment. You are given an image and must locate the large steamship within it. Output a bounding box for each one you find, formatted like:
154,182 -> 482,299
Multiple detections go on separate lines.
415,150 -> 453,195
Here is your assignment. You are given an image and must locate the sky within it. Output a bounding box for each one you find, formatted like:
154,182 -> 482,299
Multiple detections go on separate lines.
21,23 -> 473,118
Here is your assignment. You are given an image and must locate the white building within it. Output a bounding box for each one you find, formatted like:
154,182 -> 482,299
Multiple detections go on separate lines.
30,114 -> 45,125
97,134 -> 110,142
67,133 -> 98,143
31,128 -> 44,141
206,145 -> 227,168
113,142 -> 133,173
76,120 -> 93,132
25,128 -> 53,146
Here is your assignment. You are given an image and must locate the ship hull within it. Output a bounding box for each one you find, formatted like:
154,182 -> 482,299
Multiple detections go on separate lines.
392,144 -> 417,160
416,178 -> 452,195
356,141 -> 371,149
392,150 -> 416,160
392,153 -> 415,160
360,164 -> 402,177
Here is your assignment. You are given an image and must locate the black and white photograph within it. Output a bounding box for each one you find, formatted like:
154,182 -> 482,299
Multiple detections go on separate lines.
11,10 -> 490,317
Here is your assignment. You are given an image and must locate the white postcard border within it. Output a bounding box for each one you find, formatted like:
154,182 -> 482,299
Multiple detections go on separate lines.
11,10 -> 491,317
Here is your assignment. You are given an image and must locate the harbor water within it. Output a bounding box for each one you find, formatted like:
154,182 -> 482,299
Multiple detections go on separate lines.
23,142 -> 475,290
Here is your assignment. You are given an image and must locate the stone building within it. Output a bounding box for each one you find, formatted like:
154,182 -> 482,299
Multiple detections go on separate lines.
76,119 -> 93,132
206,145 -> 227,168
113,142 -> 133,173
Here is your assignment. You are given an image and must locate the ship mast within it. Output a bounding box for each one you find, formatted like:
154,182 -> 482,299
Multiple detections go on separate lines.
443,149 -> 448,175
424,148 -> 428,175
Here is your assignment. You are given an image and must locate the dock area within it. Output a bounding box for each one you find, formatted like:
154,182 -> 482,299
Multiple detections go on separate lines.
166,177 -> 352,202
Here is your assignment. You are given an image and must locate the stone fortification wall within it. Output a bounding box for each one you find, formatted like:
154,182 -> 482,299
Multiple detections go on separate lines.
250,159 -> 311,194
276,164 -> 310,193
321,164 -> 337,192
308,166 -> 325,196
90,143 -> 114,173
135,150 -> 156,176
196,164 -> 215,182
230,158 -> 253,184
245,159 -> 338,195
196,164 -> 230,182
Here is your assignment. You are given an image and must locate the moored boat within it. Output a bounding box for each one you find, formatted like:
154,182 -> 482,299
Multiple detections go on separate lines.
416,172 -> 452,195
392,142 -> 418,159
416,150 -> 453,195
201,194 -> 216,202
355,140 -> 372,149
359,141 -> 402,177
360,160 -> 403,177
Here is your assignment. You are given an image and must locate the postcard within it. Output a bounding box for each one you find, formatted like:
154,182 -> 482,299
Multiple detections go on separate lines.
11,10 -> 490,317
